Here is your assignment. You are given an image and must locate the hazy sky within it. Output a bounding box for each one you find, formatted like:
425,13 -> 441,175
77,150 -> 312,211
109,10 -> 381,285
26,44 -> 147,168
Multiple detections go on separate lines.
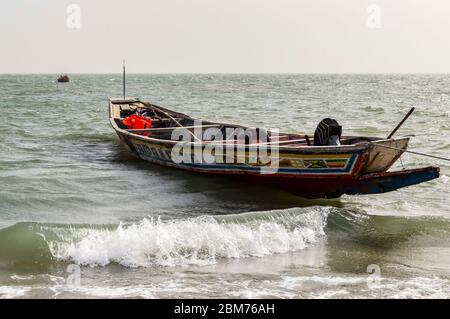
1,0 -> 450,73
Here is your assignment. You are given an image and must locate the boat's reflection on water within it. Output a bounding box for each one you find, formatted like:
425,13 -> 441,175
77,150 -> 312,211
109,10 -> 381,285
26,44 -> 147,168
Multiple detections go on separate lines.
114,141 -> 345,213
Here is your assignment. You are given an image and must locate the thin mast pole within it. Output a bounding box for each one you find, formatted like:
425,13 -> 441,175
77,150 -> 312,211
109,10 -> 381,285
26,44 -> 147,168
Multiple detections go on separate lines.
123,60 -> 126,99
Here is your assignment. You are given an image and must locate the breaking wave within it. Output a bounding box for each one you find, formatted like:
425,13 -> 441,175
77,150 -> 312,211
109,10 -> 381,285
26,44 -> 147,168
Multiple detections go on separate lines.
0,207 -> 329,268
1,206 -> 449,269
53,208 -> 328,267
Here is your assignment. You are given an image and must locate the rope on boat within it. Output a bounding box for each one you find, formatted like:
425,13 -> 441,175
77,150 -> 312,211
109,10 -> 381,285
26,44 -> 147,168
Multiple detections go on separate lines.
375,144 -> 450,162
140,102 -> 202,142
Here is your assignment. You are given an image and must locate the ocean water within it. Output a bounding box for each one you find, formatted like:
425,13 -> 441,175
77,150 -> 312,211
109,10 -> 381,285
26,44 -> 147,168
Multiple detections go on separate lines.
0,74 -> 449,299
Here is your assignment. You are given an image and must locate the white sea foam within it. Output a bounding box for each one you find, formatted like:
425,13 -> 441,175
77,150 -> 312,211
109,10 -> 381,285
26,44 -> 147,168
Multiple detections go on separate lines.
0,286 -> 30,299
276,275 -> 450,299
4,274 -> 448,299
385,277 -> 450,299
50,208 -> 328,267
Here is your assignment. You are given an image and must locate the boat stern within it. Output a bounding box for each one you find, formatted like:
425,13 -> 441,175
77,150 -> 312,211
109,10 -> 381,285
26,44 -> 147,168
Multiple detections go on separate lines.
342,166 -> 440,196
361,137 -> 409,174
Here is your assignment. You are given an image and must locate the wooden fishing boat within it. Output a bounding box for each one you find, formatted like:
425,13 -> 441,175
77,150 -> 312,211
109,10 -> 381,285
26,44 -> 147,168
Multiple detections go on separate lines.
109,98 -> 440,199
57,74 -> 70,83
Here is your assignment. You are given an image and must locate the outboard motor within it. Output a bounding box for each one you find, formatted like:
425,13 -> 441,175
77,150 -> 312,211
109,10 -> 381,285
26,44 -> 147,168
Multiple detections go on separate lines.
314,118 -> 342,146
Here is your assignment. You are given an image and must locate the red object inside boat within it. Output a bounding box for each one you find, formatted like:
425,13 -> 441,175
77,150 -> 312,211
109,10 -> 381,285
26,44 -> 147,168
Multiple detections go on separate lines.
122,115 -> 152,130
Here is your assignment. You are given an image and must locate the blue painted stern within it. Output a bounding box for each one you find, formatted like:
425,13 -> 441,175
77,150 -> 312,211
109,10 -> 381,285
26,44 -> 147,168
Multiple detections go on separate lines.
343,166 -> 440,196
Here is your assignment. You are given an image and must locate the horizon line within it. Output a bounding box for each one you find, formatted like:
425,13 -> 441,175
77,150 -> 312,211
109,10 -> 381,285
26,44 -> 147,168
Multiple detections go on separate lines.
1,72 -> 450,75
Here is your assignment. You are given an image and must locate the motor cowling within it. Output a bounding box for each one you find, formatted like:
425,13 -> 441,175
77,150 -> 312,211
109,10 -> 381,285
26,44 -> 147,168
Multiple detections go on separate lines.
313,118 -> 342,146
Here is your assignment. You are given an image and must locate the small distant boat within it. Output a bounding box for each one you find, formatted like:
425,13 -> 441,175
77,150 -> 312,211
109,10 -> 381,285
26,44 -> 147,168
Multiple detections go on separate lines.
109,98 -> 440,199
57,74 -> 70,83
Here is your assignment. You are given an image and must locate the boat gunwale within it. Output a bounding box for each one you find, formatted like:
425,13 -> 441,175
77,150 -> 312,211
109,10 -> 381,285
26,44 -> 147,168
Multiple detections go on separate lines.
109,99 -> 379,154
109,99 -> 410,156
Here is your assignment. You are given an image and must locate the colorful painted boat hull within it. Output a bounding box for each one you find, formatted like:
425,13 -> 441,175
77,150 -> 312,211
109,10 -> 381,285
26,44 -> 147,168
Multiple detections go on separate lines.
233,166 -> 440,198
109,99 -> 440,198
